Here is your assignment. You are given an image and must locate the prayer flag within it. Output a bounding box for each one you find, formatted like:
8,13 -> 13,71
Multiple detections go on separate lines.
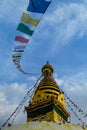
27,0 -> 51,14
13,49 -> 24,52
14,46 -> 25,52
12,53 -> 22,58
15,63 -> 20,68
15,36 -> 29,43
13,58 -> 20,63
12,0 -> 51,74
21,13 -> 40,27
15,46 -> 26,50
17,23 -> 34,36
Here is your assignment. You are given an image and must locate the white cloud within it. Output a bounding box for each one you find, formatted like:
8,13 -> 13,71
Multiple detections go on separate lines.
55,71 -> 87,110
39,1 -> 87,53
55,71 -> 87,124
0,83 -> 28,126
0,0 -> 29,23
0,92 -> 7,103
27,76 -> 37,82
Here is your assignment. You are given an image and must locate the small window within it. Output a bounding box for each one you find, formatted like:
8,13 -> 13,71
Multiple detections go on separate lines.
47,96 -> 49,98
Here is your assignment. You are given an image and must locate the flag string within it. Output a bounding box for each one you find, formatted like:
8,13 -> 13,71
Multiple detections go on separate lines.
12,0 -> 52,75
0,75 -> 43,128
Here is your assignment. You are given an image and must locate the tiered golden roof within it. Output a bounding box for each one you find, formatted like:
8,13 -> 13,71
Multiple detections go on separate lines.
36,61 -> 60,93
25,62 -> 70,123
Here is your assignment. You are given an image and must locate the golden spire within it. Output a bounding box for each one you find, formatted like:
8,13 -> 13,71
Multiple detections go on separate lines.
37,62 -> 60,92
25,62 -> 70,122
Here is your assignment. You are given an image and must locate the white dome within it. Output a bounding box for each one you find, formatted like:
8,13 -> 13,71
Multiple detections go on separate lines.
4,121 -> 87,130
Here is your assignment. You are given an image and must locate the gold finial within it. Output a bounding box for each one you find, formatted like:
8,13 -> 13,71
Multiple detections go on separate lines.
41,62 -> 53,77
47,61 -> 49,64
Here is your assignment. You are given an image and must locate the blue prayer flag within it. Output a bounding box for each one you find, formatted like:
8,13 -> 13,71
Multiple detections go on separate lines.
27,0 -> 51,14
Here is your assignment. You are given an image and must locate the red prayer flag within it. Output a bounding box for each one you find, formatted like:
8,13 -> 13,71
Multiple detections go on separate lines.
15,36 -> 29,43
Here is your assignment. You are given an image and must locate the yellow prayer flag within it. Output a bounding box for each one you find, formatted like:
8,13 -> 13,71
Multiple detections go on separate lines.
21,13 -> 40,27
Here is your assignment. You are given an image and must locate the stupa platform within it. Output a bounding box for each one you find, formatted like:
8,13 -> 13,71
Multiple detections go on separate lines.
4,121 -> 87,130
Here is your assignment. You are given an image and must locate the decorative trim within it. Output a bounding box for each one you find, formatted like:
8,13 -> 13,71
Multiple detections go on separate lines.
27,103 -> 68,121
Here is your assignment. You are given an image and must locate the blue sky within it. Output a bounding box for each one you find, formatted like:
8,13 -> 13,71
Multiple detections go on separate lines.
0,0 -> 87,127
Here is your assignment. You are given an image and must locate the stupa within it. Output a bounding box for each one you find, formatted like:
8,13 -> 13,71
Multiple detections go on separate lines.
3,62 -> 87,130
25,62 -> 70,123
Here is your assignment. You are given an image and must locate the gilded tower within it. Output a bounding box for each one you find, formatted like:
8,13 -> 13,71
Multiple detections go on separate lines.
25,62 -> 70,123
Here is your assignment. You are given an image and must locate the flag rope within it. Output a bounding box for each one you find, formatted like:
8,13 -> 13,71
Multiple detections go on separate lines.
0,75 -> 43,128
59,88 -> 87,127
66,101 -> 85,128
12,0 -> 52,75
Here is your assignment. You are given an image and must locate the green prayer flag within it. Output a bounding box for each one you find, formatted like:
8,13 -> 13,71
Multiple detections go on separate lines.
17,23 -> 34,36
21,13 -> 40,27
12,53 -> 22,58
